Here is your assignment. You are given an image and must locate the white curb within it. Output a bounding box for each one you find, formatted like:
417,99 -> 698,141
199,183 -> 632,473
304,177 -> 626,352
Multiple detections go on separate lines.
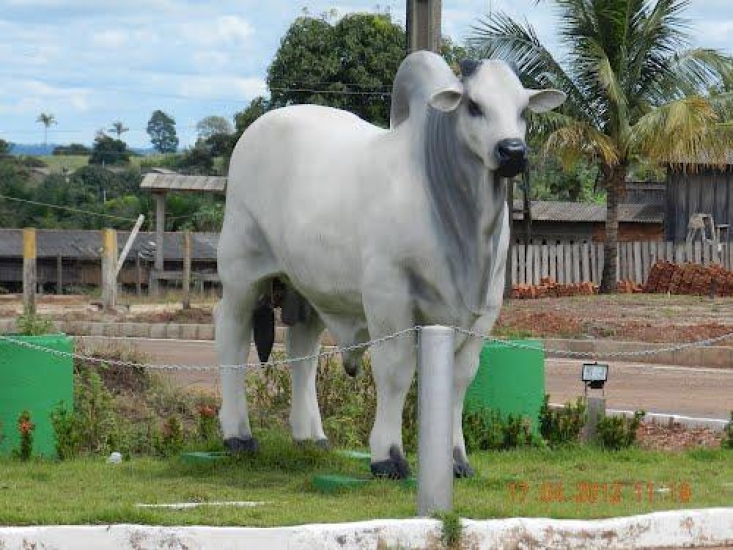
1,508 -> 731,549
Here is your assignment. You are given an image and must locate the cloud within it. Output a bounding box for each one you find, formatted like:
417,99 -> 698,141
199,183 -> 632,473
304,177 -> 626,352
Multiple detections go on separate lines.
92,29 -> 128,49
178,76 -> 267,101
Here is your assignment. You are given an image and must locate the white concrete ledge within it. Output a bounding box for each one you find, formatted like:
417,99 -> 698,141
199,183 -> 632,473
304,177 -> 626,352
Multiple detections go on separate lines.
1,508 -> 731,549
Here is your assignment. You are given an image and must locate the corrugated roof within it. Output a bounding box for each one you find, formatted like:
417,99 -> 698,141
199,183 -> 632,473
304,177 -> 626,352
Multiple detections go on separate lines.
140,174 -> 227,193
512,201 -> 664,223
0,229 -> 218,260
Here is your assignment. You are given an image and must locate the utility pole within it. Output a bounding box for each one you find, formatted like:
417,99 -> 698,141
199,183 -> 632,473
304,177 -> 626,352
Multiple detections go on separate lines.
406,0 -> 442,53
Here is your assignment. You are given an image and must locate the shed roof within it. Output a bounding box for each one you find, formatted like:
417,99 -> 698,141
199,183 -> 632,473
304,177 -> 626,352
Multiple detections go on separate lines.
140,174 -> 227,193
512,200 -> 664,224
0,229 -> 218,260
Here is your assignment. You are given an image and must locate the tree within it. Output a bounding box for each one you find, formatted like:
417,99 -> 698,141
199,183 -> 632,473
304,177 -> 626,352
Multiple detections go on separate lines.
225,96 -> 271,162
53,143 -> 91,156
36,113 -> 56,148
89,134 -> 130,166
267,13 -> 405,127
108,121 -> 129,138
196,115 -> 233,139
471,0 -> 733,292
146,110 -> 179,153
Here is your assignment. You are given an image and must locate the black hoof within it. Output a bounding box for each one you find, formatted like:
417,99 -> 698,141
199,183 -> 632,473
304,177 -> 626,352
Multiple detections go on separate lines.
224,437 -> 259,454
453,461 -> 474,478
453,447 -> 474,478
370,445 -> 410,480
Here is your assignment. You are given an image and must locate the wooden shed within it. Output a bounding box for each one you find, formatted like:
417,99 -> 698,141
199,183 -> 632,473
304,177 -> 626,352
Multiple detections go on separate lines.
0,229 -> 218,293
512,200 -> 664,244
665,164 -> 733,243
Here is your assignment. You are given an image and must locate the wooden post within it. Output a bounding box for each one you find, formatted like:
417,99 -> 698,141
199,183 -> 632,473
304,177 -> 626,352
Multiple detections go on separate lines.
152,192 -> 166,295
583,396 -> 606,443
101,228 -> 118,310
406,0 -> 442,53
56,254 -> 63,295
135,253 -> 142,296
22,228 -> 37,315
182,230 -> 191,310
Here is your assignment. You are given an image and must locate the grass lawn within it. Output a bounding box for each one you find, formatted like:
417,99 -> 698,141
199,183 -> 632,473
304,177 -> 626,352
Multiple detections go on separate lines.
1,433 -> 731,527
36,155 -> 90,173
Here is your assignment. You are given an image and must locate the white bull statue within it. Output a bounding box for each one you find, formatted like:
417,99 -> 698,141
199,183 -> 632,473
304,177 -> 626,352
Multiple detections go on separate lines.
216,51 -> 565,479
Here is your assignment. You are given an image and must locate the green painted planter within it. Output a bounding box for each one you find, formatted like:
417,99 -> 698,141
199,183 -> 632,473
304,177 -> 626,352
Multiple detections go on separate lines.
464,339 -> 545,433
0,334 -> 74,458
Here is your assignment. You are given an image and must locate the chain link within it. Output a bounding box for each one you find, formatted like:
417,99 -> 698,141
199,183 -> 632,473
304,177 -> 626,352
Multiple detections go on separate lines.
0,328 -> 419,371
3,324 -> 733,370
450,326 -> 733,358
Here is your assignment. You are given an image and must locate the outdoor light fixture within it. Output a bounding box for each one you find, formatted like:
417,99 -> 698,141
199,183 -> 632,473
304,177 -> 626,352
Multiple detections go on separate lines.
582,362 -> 609,392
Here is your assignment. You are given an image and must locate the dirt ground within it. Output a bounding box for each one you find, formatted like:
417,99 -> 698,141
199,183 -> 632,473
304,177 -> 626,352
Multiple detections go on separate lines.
4,292 -> 733,346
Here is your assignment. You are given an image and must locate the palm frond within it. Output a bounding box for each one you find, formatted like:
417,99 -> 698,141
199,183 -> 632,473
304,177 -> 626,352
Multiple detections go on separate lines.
630,95 -> 733,168
542,120 -> 620,168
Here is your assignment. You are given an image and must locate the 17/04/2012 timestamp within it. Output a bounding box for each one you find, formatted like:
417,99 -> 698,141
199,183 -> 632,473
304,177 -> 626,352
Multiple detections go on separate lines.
508,481 -> 692,505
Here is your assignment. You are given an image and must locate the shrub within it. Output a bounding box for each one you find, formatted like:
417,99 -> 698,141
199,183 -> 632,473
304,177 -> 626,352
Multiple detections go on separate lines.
15,410 -> 35,461
437,511 -> 462,549
50,401 -> 82,460
596,411 -> 645,450
16,314 -> 55,336
154,416 -> 185,457
196,402 -> 219,444
722,411 -> 733,450
74,367 -> 118,454
539,395 -> 586,447
463,407 -> 536,452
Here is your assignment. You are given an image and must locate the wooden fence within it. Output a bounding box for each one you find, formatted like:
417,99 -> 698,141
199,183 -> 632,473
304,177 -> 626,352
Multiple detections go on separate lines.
511,241 -> 733,286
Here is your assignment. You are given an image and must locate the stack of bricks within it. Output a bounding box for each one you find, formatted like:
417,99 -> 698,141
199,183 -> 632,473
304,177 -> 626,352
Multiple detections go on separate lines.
616,279 -> 643,294
511,278 -> 598,299
644,261 -> 733,296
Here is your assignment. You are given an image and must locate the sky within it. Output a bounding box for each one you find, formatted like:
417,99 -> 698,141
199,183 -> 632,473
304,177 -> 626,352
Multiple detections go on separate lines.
1,0 -> 732,150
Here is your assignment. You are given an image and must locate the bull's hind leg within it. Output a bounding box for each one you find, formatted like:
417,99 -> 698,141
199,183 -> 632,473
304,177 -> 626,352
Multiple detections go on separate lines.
216,275 -> 266,454
286,314 -> 327,445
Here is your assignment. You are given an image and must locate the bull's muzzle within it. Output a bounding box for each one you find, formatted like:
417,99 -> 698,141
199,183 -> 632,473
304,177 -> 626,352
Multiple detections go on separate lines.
494,138 -> 528,178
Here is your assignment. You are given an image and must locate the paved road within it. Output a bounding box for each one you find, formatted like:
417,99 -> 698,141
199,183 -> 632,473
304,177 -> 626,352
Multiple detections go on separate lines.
80,336 -> 733,422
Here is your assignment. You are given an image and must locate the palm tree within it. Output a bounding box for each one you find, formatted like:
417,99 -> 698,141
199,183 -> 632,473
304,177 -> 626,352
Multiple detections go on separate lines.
108,121 -> 129,138
36,112 -> 57,148
470,0 -> 733,292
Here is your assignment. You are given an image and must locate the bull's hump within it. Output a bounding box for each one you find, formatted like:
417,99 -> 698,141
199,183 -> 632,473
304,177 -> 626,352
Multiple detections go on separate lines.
273,104 -> 383,133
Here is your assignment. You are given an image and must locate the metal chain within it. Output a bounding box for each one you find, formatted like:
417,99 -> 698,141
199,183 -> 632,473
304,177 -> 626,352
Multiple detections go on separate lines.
450,326 -> 733,359
3,323 -> 733,370
0,328 -> 419,371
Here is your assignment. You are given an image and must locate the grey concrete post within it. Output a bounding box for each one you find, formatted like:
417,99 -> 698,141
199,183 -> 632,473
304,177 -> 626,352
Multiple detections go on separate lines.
583,396 -> 606,443
417,325 -> 454,517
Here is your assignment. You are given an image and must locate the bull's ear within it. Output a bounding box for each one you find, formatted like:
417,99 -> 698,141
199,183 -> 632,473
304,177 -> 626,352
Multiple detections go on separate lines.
527,89 -> 566,113
429,84 -> 463,112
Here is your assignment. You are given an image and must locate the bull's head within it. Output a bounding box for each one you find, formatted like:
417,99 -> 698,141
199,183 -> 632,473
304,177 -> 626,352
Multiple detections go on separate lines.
428,59 -> 566,178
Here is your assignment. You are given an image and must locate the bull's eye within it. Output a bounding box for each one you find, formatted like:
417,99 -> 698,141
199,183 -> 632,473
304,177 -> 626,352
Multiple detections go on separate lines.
467,99 -> 483,117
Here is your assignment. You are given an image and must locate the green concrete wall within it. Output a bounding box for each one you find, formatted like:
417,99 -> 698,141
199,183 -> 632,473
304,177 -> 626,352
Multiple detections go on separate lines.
464,340 -> 545,431
0,335 -> 74,458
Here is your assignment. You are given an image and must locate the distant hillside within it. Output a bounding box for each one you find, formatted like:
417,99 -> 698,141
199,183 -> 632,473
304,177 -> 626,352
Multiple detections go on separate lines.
10,143 -> 155,156
10,143 -> 61,155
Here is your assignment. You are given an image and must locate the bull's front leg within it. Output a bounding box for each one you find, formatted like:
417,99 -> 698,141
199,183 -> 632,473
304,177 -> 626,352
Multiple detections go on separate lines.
367,332 -> 416,479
